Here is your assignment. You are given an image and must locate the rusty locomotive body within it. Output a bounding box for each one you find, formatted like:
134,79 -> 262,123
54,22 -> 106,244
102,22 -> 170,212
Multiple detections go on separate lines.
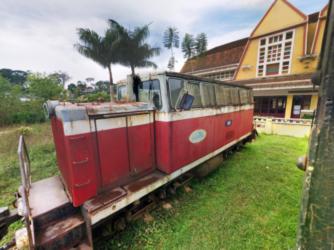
6,72 -> 255,249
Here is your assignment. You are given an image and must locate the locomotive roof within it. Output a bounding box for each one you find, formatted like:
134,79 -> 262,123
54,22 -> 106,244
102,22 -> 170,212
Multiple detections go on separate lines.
160,71 -> 251,89
52,101 -> 155,121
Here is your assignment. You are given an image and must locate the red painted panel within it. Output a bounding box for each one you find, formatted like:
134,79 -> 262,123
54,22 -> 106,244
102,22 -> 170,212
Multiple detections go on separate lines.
50,118 -> 98,206
155,121 -> 172,173
96,127 -> 130,188
66,133 -> 98,206
51,118 -> 72,195
171,115 -> 215,171
128,123 -> 155,175
155,109 -> 254,174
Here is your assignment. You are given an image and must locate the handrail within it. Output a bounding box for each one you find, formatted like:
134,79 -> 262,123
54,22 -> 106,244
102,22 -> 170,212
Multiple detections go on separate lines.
17,135 -> 34,249
18,135 -> 31,192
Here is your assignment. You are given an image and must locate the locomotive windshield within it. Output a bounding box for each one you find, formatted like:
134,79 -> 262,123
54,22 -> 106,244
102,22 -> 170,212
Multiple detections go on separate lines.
117,85 -> 127,100
137,79 -> 162,109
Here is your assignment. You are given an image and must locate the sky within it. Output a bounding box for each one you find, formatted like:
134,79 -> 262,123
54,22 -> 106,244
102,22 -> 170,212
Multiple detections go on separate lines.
0,0 -> 328,85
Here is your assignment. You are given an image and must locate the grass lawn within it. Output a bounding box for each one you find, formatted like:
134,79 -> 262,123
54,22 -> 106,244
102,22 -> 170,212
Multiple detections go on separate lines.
0,123 -> 308,249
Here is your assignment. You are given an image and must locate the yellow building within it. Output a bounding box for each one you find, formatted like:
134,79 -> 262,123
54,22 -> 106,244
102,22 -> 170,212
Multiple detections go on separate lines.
181,0 -> 328,119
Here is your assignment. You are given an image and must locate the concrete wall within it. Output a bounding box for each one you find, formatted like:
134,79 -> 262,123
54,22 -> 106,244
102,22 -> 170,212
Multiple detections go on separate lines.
254,116 -> 312,137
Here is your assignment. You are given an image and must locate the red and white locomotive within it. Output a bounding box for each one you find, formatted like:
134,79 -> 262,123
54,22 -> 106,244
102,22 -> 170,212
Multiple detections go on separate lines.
15,72 -> 255,249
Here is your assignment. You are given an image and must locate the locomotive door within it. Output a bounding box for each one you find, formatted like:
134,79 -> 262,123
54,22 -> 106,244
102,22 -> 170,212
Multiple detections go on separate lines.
94,111 -> 155,189
126,112 -> 155,176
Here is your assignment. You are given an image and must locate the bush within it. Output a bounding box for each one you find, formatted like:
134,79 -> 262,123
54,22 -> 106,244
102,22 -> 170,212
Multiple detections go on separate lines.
17,126 -> 33,136
76,91 -> 110,103
0,96 -> 46,126
0,73 -> 62,127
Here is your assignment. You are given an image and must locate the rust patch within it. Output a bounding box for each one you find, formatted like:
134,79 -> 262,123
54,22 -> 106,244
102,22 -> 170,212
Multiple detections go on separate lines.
125,176 -> 160,193
36,214 -> 84,246
84,188 -> 126,213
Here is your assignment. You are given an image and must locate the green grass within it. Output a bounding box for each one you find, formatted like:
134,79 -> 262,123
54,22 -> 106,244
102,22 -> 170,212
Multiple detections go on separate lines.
0,123 -> 308,249
96,135 -> 308,250
0,122 -> 58,245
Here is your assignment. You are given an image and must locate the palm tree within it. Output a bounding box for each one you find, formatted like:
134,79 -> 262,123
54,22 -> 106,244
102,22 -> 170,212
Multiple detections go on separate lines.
163,27 -> 179,70
182,33 -> 195,59
195,33 -> 208,55
109,20 -> 160,76
74,27 -> 119,100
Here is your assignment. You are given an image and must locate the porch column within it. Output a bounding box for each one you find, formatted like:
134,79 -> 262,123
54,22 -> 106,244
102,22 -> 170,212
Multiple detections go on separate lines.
285,95 -> 293,119
310,95 -> 319,111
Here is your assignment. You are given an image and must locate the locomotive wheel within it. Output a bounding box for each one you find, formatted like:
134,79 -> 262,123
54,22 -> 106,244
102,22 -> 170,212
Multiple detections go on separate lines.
193,154 -> 223,178
114,217 -> 126,231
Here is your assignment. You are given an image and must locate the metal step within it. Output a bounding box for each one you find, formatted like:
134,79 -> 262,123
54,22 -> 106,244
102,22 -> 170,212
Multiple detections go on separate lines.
35,213 -> 90,250
74,240 -> 92,250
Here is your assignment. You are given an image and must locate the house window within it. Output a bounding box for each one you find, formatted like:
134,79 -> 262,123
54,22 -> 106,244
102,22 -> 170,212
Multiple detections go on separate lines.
254,96 -> 287,117
266,63 -> 280,75
203,70 -> 235,81
257,30 -> 294,77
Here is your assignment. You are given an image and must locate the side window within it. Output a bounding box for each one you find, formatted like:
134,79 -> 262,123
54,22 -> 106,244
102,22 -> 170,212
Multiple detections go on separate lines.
239,89 -> 249,105
117,85 -> 127,101
249,90 -> 254,104
185,81 -> 202,108
215,85 -> 232,106
138,79 -> 162,109
168,78 -> 184,109
201,83 -> 216,107
231,88 -> 240,105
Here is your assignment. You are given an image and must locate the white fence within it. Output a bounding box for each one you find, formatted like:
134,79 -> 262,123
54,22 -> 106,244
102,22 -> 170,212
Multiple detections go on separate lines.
254,116 -> 312,138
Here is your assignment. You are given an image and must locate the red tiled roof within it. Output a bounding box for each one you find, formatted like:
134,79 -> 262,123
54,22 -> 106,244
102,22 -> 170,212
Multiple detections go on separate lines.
180,38 -> 248,73
229,73 -> 314,90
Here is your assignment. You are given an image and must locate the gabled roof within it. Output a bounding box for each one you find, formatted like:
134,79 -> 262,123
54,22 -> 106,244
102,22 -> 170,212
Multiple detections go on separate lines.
180,38 -> 248,74
251,0 -> 307,38
320,4 -> 329,17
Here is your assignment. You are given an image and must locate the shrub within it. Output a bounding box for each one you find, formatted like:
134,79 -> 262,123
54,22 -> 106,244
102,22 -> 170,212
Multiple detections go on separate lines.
17,126 -> 33,136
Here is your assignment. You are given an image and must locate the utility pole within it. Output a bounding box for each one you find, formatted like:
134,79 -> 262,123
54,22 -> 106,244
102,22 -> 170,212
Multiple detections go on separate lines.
297,0 -> 334,248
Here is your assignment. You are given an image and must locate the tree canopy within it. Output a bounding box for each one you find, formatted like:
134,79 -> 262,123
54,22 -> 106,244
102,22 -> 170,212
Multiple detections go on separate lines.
182,32 -> 208,59
28,73 -> 64,101
163,27 -> 179,70
108,20 -> 160,76
0,68 -> 28,85
75,26 -> 120,100
195,33 -> 208,55
182,33 -> 195,59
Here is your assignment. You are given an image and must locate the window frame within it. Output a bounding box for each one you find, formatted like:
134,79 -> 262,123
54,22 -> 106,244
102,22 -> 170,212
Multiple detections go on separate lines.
202,70 -> 235,81
137,79 -> 163,110
256,29 -> 295,77
185,81 -> 203,108
166,77 -> 185,111
200,82 -> 216,107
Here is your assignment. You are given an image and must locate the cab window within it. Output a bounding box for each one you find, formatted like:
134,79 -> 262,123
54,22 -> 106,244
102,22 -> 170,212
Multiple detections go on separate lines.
138,79 -> 162,109
168,78 -> 184,109
215,85 -> 232,106
239,89 -> 249,105
201,83 -> 216,107
185,81 -> 202,108
117,85 -> 127,101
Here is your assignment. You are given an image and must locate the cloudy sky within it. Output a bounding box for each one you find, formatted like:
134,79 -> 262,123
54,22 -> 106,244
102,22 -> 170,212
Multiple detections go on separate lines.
0,0 -> 328,85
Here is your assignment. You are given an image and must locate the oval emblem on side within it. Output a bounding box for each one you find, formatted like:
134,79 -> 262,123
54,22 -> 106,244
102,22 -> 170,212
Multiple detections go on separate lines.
189,129 -> 207,144
225,120 -> 233,127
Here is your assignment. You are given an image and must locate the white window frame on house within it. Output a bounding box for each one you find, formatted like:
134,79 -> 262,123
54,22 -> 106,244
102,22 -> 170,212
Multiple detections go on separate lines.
256,29 -> 295,77
203,70 -> 235,81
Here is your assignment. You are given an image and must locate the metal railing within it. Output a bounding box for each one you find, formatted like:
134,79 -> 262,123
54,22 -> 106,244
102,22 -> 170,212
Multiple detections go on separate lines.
17,135 -> 34,249
18,136 -> 31,192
